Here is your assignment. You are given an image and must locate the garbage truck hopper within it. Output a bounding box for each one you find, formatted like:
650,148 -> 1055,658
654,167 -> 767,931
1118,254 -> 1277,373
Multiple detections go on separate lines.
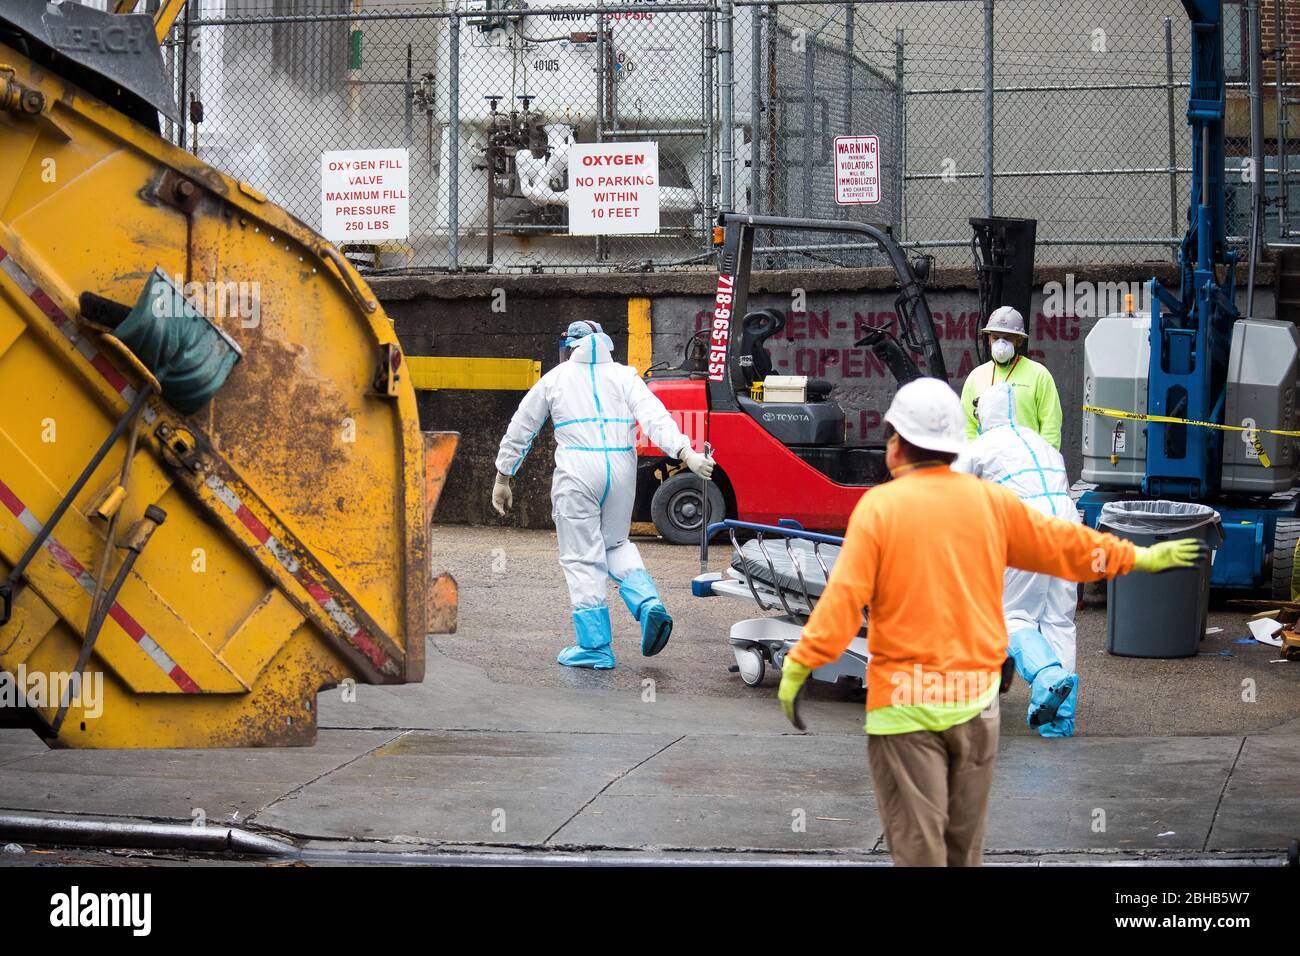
0,1 -> 457,747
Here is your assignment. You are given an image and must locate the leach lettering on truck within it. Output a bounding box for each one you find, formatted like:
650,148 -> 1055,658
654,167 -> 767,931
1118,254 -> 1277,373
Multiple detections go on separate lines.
709,274 -> 735,381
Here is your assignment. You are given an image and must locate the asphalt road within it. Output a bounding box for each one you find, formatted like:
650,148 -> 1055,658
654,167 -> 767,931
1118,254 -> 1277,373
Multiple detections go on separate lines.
434,522 -> 1300,737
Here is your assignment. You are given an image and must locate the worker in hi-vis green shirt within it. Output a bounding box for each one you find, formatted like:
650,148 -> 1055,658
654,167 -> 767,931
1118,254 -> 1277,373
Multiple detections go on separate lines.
960,306 -> 1063,449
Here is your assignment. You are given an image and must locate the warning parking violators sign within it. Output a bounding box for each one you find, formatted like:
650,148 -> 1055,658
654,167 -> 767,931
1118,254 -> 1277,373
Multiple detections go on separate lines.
567,142 -> 660,235
834,135 -> 881,205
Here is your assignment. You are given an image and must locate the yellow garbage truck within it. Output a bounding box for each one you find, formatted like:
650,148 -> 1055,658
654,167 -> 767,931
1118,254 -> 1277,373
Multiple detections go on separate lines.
0,1 -> 457,747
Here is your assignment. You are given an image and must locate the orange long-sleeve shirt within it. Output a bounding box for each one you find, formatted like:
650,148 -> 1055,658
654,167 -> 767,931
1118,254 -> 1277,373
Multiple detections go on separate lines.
788,465 -> 1136,714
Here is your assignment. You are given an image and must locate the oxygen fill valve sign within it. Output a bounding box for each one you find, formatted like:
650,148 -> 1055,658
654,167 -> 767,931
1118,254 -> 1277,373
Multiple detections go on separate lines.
834,135 -> 881,205
320,148 -> 409,242
568,142 -> 660,235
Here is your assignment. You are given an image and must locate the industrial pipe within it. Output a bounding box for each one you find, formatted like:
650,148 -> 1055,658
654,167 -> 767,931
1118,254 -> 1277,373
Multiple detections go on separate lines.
1248,0 -> 1265,316
515,124 -> 699,212
0,812 -> 295,857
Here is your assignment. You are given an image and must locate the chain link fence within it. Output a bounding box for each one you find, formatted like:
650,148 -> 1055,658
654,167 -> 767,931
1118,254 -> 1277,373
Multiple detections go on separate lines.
898,0 -> 1200,266
747,3 -> 902,269
160,0 -> 1276,272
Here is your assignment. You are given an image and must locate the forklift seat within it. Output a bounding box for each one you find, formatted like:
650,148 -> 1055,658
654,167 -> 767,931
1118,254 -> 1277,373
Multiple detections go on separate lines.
735,312 -> 844,446
739,309 -> 782,384
740,309 -> 834,400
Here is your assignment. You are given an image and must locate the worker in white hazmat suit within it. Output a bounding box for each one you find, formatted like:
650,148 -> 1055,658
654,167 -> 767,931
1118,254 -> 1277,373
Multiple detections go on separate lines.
492,321 -> 715,669
953,382 -> 1080,737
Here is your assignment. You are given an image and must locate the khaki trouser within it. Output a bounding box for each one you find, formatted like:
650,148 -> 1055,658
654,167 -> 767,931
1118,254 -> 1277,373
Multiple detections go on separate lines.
867,711 -> 1000,866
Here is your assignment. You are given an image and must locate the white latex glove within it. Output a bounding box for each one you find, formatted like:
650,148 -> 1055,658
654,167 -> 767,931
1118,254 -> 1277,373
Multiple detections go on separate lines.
681,447 -> 715,480
492,473 -> 513,515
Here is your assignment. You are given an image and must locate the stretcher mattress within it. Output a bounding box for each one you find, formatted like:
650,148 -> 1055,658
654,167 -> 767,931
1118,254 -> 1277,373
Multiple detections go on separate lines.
730,538 -> 841,600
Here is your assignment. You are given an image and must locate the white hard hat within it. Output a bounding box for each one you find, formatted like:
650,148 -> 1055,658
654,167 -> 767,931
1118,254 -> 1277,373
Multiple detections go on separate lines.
980,305 -> 1027,338
883,377 -> 966,455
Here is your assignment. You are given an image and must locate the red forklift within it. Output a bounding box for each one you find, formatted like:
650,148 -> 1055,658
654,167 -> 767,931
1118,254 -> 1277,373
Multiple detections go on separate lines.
634,214 -> 951,543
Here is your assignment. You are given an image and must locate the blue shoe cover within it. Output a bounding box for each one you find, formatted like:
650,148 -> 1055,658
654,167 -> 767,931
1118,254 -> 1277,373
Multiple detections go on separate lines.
1029,672 -> 1077,730
618,568 -> 674,657
558,605 -> 615,669
1037,678 -> 1077,737
1009,627 -> 1078,732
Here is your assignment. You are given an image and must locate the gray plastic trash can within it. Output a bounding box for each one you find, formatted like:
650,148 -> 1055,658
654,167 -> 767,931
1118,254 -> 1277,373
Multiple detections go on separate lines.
1097,500 -> 1223,658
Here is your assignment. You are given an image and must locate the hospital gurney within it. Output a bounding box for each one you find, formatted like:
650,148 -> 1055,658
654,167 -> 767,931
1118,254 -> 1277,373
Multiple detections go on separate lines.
692,520 -> 868,690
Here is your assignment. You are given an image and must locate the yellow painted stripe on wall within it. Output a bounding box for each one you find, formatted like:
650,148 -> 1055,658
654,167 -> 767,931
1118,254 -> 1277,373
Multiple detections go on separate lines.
627,297 -> 653,375
407,356 -> 541,391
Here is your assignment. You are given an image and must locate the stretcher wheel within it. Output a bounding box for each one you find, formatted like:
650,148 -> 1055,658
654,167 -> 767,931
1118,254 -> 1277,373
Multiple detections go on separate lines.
736,647 -> 766,687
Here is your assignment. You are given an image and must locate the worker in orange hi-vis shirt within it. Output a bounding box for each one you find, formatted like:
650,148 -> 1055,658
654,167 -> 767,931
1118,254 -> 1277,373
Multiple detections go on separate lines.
776,377 -> 1208,867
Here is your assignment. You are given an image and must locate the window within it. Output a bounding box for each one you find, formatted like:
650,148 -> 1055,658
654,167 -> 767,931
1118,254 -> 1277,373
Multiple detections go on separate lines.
1224,0 -> 1249,83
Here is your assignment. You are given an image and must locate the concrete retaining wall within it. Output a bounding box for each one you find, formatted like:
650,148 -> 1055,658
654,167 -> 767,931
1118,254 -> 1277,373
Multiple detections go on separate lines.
376,263 -> 1278,529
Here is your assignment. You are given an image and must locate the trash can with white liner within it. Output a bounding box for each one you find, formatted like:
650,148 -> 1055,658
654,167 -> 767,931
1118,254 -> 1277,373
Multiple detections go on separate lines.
1097,500 -> 1223,658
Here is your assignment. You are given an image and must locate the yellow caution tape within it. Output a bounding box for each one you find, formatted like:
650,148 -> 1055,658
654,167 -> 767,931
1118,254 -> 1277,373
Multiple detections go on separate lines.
1083,404 -> 1297,469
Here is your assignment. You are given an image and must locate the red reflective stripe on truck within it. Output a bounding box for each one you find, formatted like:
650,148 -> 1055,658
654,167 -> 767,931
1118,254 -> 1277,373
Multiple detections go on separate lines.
0,475 -> 201,694
29,288 -> 68,327
0,246 -> 143,408
204,472 -> 393,673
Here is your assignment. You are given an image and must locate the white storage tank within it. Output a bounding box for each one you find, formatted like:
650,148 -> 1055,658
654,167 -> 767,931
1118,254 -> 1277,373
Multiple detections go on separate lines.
1221,318 -> 1300,494
434,0 -> 756,250
1081,309 -> 1151,488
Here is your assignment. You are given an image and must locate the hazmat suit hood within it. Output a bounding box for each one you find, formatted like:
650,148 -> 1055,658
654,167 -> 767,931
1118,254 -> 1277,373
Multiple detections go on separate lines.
567,330 -> 615,364
975,382 -> 1016,433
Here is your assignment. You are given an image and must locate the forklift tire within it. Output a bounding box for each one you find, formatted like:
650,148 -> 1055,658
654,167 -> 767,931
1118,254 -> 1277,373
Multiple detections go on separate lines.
1271,519 -> 1300,602
650,471 -> 726,545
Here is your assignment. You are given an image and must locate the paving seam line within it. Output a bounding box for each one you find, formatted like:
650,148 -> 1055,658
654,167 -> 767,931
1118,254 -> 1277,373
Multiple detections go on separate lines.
542,734 -> 686,845
243,728 -> 411,826
1202,734 -> 1248,853
0,751 -> 50,771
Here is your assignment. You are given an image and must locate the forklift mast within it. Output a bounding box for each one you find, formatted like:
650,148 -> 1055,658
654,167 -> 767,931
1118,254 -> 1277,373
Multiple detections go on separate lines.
707,214 -> 946,412
969,216 -> 1037,365
1146,0 -> 1241,498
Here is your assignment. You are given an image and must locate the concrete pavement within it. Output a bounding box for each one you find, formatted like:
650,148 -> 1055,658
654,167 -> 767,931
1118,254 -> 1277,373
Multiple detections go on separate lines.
0,647 -> 1296,860
0,526 -> 1297,863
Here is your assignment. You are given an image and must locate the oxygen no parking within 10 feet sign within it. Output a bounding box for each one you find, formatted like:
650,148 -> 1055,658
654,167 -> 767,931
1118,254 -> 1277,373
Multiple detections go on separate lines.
567,142 -> 660,235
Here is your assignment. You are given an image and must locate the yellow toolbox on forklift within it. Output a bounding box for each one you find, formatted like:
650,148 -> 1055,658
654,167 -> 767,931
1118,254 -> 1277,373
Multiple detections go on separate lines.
0,1 -> 457,747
